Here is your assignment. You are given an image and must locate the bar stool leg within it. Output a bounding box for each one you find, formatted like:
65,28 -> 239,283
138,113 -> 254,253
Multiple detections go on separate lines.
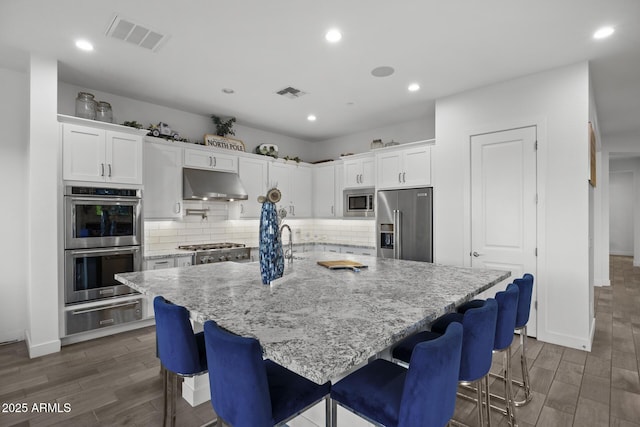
162,366 -> 169,427
476,379 -> 485,427
503,346 -> 517,427
514,326 -> 532,406
484,376 -> 492,427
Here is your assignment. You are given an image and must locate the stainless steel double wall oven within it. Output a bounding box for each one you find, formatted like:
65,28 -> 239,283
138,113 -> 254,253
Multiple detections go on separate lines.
64,186 -> 143,334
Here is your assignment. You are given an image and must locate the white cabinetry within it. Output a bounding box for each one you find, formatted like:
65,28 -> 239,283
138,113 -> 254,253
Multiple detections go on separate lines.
184,146 -> 237,172
61,119 -> 144,185
269,161 -> 312,218
174,256 -> 193,267
145,255 -> 193,270
343,154 -> 374,188
313,162 -> 337,217
376,141 -> 433,190
238,156 -> 268,218
144,140 -> 182,219
145,258 -> 175,270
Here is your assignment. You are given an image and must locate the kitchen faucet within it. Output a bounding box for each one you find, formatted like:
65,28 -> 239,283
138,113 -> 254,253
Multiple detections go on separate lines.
279,224 -> 293,264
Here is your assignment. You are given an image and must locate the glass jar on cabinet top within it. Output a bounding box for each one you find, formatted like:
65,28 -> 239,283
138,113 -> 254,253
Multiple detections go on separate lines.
96,101 -> 113,123
75,92 -> 97,120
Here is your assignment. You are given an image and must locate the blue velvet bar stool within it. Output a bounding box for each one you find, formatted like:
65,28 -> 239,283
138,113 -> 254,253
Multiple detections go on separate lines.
512,273 -> 534,406
203,320 -> 331,427
154,296 -> 208,427
458,284 -> 519,427
392,298 -> 498,427
331,322 -> 463,427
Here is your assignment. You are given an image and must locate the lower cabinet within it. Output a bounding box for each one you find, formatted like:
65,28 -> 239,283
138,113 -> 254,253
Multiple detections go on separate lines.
65,298 -> 143,335
144,255 -> 193,270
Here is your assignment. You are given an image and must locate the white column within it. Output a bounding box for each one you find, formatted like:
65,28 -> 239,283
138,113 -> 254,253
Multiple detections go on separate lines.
26,55 -> 61,357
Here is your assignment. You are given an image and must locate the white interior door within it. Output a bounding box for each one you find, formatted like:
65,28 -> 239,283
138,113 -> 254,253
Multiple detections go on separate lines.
471,126 -> 537,336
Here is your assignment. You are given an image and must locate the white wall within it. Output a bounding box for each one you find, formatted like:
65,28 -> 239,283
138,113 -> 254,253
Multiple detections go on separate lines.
0,66 -> 29,344
58,82 -> 316,162
312,115 -> 435,162
434,62 -> 592,350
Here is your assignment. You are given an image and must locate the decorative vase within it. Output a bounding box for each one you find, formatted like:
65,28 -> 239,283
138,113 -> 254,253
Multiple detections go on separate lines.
259,201 -> 284,285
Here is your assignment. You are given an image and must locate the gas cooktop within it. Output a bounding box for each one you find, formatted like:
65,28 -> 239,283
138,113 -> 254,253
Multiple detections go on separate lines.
178,242 -> 250,264
178,242 -> 245,251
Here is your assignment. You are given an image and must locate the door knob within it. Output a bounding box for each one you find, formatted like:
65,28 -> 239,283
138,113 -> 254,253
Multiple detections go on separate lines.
472,251 -> 482,257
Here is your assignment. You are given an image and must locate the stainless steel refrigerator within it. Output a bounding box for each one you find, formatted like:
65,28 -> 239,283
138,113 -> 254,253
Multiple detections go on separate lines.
377,187 -> 433,262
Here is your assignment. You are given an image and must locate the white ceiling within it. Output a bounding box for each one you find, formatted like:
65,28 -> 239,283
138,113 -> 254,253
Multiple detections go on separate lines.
0,0 -> 638,143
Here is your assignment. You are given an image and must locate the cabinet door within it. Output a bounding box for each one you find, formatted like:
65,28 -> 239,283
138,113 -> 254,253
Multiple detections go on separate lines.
238,157 -> 268,218
402,145 -> 431,187
268,162 -> 291,208
145,258 -> 175,270
291,165 -> 312,217
313,164 -> 336,217
376,151 -> 403,189
144,142 -> 183,219
174,256 -> 193,267
360,156 -> 375,187
62,124 -> 106,182
106,131 -> 143,184
184,148 -> 237,172
344,160 -> 361,188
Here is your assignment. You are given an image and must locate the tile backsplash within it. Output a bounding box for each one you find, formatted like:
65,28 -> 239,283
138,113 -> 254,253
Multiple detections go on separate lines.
144,202 -> 376,251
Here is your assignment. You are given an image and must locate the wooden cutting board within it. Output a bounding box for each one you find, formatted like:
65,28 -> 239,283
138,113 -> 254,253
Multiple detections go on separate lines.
317,260 -> 368,271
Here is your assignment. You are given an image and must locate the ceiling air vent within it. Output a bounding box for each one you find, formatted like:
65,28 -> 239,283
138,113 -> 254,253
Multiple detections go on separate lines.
276,86 -> 307,99
105,15 -> 168,52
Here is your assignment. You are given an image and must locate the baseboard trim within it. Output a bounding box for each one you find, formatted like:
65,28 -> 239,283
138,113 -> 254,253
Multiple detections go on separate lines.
25,329 -> 61,358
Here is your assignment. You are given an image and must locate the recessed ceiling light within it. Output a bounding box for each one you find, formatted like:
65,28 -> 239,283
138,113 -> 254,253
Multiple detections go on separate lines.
222,88 -> 235,94
371,66 -> 395,77
325,29 -> 342,43
307,114 -> 317,122
593,26 -> 614,39
75,39 -> 94,51
408,83 -> 420,92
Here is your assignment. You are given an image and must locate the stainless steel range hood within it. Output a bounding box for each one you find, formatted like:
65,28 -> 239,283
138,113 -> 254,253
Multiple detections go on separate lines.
183,168 -> 248,201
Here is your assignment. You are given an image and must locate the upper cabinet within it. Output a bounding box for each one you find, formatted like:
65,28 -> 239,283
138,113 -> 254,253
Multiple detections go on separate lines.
61,119 -> 144,185
343,154 -> 374,188
376,141 -> 433,190
184,146 -> 237,172
238,156 -> 268,219
144,140 -> 183,219
313,162 -> 337,218
269,161 -> 312,218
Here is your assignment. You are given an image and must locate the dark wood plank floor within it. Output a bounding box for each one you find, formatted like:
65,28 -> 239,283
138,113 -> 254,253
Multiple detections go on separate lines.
0,326 -> 215,426
1,255 -> 639,426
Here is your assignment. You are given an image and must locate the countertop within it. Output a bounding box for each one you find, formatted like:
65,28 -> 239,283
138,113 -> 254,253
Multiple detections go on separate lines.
116,253 -> 509,384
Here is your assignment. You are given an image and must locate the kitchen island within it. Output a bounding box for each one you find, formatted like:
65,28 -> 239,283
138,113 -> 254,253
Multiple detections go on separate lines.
115,253 -> 510,386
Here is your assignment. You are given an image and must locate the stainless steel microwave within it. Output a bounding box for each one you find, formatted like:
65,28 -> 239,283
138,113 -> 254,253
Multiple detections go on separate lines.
344,189 -> 375,217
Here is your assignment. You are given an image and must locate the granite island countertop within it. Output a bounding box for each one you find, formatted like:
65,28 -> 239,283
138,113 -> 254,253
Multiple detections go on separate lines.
116,253 -> 509,384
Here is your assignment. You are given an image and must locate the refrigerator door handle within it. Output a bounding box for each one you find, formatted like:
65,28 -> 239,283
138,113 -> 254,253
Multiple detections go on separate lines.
393,209 -> 402,259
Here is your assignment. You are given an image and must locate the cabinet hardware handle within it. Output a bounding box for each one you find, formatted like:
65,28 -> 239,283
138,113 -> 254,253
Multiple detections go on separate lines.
155,261 -> 170,265
71,301 -> 140,315
213,157 -> 217,167
175,202 -> 181,214
292,205 -> 295,216
108,164 -> 112,177
398,172 -> 402,183
209,156 -> 213,166
100,163 -> 105,177
402,172 -> 406,182
331,205 -> 334,215
240,204 -> 244,214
